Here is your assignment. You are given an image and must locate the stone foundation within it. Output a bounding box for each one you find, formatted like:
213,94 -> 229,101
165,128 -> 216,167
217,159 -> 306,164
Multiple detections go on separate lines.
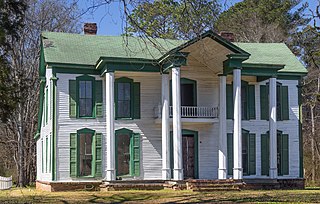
36,178 -> 305,192
36,180 -> 102,192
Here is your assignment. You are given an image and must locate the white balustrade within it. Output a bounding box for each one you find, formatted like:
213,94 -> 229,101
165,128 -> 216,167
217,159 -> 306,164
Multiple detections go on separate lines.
155,106 -> 218,118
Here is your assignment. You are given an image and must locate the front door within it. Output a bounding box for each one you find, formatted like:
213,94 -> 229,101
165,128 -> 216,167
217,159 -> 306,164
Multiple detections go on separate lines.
182,134 -> 195,179
116,133 -> 130,176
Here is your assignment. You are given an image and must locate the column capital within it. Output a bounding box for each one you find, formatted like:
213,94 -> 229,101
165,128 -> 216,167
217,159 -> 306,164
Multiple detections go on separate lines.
161,52 -> 189,72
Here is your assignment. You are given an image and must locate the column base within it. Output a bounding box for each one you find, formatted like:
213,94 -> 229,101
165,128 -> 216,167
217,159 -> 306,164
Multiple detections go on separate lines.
106,169 -> 116,181
162,168 -> 171,180
269,168 -> 278,179
173,168 -> 183,180
233,168 -> 243,180
218,168 -> 227,179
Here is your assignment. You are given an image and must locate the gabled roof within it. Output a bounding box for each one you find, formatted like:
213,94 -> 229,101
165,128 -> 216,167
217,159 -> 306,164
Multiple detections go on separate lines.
41,32 -> 185,66
235,43 -> 306,74
41,31 -> 307,74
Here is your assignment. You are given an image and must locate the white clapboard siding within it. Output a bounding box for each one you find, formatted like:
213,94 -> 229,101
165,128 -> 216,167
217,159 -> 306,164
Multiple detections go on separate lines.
226,79 -> 300,178
0,176 -> 12,190
37,68 -> 54,182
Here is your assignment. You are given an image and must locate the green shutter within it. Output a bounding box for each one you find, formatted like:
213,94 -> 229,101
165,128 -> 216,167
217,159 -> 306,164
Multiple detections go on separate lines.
261,134 -> 269,176
227,133 -> 233,175
131,133 -> 140,176
69,80 -> 77,118
281,86 -> 289,120
133,82 -> 141,119
70,133 -> 77,177
95,80 -> 103,117
248,133 -> 256,175
95,133 -> 102,177
226,85 -> 233,119
282,134 -> 289,175
260,85 -> 269,120
248,85 -> 256,119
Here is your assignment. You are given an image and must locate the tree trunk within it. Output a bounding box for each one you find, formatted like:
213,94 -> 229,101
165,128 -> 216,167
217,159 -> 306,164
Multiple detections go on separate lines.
311,104 -> 316,182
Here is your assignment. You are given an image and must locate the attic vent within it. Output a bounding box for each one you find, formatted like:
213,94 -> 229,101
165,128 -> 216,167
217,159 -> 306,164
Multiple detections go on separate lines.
84,23 -> 97,35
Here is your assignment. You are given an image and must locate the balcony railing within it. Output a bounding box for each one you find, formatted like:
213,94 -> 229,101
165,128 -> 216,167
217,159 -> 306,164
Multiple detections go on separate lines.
154,105 -> 219,118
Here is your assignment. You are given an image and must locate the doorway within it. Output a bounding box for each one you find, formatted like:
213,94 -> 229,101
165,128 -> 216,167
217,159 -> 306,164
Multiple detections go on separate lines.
170,129 -> 199,179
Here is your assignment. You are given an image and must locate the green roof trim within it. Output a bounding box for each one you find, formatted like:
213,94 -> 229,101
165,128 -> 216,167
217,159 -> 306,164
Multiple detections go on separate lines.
41,31 -> 307,75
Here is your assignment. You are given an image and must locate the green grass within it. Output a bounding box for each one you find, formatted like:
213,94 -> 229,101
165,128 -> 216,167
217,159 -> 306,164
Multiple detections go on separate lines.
0,188 -> 320,203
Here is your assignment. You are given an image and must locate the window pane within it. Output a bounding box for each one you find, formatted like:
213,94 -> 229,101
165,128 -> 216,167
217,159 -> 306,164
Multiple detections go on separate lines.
79,99 -> 86,116
79,80 -> 93,117
117,82 -> 131,118
79,81 -> 86,98
79,133 -> 92,176
85,99 -> 92,116
85,81 -> 92,98
118,83 -> 124,100
118,101 -> 130,118
124,83 -> 131,100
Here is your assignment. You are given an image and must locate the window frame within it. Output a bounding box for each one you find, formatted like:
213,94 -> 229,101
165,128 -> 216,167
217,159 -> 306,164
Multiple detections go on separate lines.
76,75 -> 95,118
115,128 -> 140,178
115,77 -> 134,119
76,128 -> 96,178
227,80 -> 255,120
261,82 -> 289,121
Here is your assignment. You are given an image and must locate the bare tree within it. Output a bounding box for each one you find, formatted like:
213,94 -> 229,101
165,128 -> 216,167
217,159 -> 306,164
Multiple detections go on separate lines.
0,0 -> 80,186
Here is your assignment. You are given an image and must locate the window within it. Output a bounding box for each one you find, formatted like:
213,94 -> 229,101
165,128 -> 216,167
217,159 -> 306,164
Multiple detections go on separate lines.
226,81 -> 255,120
70,128 -> 102,178
261,131 -> 289,176
260,82 -> 289,120
227,130 -> 256,176
69,75 -> 103,118
115,128 -> 140,177
79,80 -> 93,117
115,77 -> 140,119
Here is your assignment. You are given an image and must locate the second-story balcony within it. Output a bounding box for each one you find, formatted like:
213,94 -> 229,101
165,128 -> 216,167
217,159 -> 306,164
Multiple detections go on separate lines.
154,105 -> 219,124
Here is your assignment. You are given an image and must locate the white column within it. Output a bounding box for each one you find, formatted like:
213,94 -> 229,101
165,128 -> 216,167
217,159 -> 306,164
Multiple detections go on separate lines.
172,67 -> 183,180
161,74 -> 171,180
269,77 -> 278,178
233,68 -> 242,179
218,75 -> 227,179
106,72 -> 116,181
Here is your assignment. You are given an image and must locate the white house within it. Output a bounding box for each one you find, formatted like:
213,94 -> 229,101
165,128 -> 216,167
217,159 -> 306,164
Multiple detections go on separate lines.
35,24 -> 306,191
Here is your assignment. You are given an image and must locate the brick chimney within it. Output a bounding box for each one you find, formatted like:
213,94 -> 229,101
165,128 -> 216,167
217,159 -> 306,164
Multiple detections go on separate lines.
219,31 -> 235,42
84,23 -> 97,35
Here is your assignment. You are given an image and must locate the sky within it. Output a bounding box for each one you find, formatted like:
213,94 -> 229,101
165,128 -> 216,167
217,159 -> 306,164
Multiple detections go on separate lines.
77,0 -> 319,36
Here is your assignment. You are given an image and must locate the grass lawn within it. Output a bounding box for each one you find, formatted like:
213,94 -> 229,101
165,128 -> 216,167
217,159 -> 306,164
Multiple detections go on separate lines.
0,188 -> 320,203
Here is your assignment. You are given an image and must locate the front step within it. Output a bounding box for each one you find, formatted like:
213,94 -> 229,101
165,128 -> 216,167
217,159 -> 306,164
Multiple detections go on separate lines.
186,179 -> 244,191
100,180 -> 165,191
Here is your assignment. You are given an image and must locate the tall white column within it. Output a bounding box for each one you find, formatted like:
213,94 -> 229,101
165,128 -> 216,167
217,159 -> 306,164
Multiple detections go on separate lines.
106,72 -> 116,181
172,67 -> 183,180
269,77 -> 278,178
233,68 -> 242,179
161,74 -> 171,180
218,75 -> 227,179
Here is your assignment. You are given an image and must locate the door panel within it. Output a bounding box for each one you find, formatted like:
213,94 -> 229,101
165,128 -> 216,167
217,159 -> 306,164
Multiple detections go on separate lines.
182,134 -> 195,179
117,133 -> 130,176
